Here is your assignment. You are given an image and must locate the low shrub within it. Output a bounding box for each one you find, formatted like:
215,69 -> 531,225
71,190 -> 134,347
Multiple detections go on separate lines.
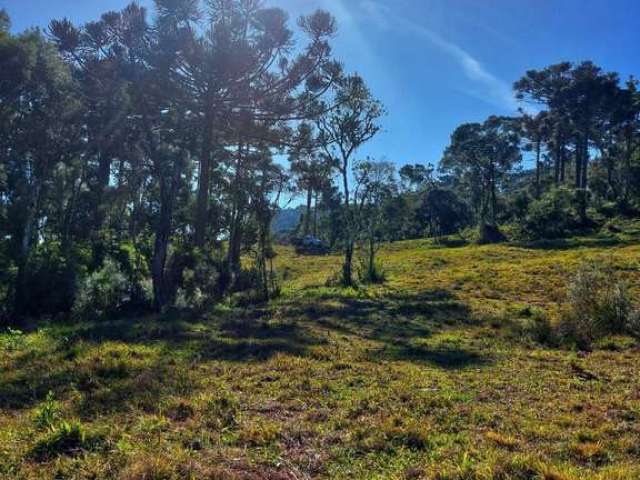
507,307 -> 557,346
357,256 -> 386,284
626,310 -> 640,339
30,421 -> 101,461
33,391 -> 61,430
174,248 -> 224,309
0,327 -> 25,352
72,257 -> 131,320
558,261 -> 636,349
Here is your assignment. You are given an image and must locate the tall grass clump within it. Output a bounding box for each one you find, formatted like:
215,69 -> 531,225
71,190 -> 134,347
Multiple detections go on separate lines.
357,256 -> 386,284
30,420 -> 103,461
559,261 -> 636,348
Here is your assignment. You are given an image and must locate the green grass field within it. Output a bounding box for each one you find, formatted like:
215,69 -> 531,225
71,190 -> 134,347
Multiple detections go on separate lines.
2,228 -> 640,479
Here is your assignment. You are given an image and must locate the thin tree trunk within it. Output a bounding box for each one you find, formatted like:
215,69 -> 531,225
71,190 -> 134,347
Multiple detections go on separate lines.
226,210 -> 243,289
489,165 -> 497,225
535,139 -> 542,198
258,216 -> 270,300
151,152 -> 183,312
13,178 -> 42,320
223,142 -> 246,291
624,126 -> 633,200
312,191 -> 319,237
575,138 -> 582,189
303,186 -> 312,237
560,145 -> 566,183
343,241 -> 354,286
341,165 -> 353,286
195,111 -> 213,247
581,130 -> 589,189
554,140 -> 560,185
368,228 -> 375,280
95,150 -> 111,228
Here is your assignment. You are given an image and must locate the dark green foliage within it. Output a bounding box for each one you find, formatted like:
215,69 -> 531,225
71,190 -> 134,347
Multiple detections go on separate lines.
0,2 -> 344,320
12,245 -> 77,319
507,190 -> 531,224
416,188 -> 472,237
521,187 -> 577,239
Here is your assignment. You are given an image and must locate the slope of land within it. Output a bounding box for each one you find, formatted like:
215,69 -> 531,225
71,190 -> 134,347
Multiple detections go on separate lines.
2,228 -> 640,479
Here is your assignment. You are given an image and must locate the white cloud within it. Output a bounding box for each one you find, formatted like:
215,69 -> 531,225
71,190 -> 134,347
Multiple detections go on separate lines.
359,0 -> 519,111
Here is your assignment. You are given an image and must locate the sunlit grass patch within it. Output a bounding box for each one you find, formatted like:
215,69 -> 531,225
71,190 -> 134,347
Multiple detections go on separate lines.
2,228 -> 640,478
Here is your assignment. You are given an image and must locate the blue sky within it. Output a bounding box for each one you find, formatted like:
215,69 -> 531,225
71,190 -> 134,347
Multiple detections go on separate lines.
5,0 -> 640,170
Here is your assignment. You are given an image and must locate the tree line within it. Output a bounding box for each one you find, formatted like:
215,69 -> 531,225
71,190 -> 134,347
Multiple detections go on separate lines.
0,0 -> 388,324
292,62 -> 640,247
1,0 -> 639,325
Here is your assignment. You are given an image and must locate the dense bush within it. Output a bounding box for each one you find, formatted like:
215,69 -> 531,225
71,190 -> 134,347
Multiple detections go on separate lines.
521,187 -> 577,239
415,188 -> 472,237
11,246 -> 77,319
558,261 -> 636,348
508,190 -> 532,223
72,258 -> 133,320
174,248 -> 223,310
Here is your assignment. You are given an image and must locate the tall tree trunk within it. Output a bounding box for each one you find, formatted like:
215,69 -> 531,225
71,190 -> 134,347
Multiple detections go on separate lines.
95,150 -> 111,227
554,138 -> 561,185
489,164 -> 497,225
312,191 -> 319,237
222,142 -> 246,292
226,210 -> 243,290
257,213 -> 271,300
581,130 -> 589,189
606,159 -> 614,197
12,178 -> 42,321
343,241 -> 354,286
151,152 -> 183,312
574,131 -> 590,223
195,111 -> 213,247
624,125 -> 633,200
367,226 -> 375,280
535,139 -> 541,198
575,138 -> 582,189
341,165 -> 353,286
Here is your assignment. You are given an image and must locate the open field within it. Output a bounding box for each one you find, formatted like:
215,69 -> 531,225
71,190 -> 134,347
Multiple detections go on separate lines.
2,229 -> 640,479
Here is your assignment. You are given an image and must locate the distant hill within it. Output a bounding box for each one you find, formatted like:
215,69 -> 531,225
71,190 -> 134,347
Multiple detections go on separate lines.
271,206 -> 302,234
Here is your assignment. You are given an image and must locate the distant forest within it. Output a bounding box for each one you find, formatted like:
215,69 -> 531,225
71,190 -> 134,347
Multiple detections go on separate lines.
1,0 -> 639,324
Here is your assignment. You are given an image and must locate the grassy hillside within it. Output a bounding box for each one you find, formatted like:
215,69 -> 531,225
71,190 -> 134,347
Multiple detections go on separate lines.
2,228 -> 640,479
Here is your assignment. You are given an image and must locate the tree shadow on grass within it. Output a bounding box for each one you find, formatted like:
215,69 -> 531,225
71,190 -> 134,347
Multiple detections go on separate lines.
0,287 -> 489,413
284,288 -> 472,344
0,309 -> 321,412
373,343 -> 491,369
516,234 -> 637,251
277,288 -> 490,370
